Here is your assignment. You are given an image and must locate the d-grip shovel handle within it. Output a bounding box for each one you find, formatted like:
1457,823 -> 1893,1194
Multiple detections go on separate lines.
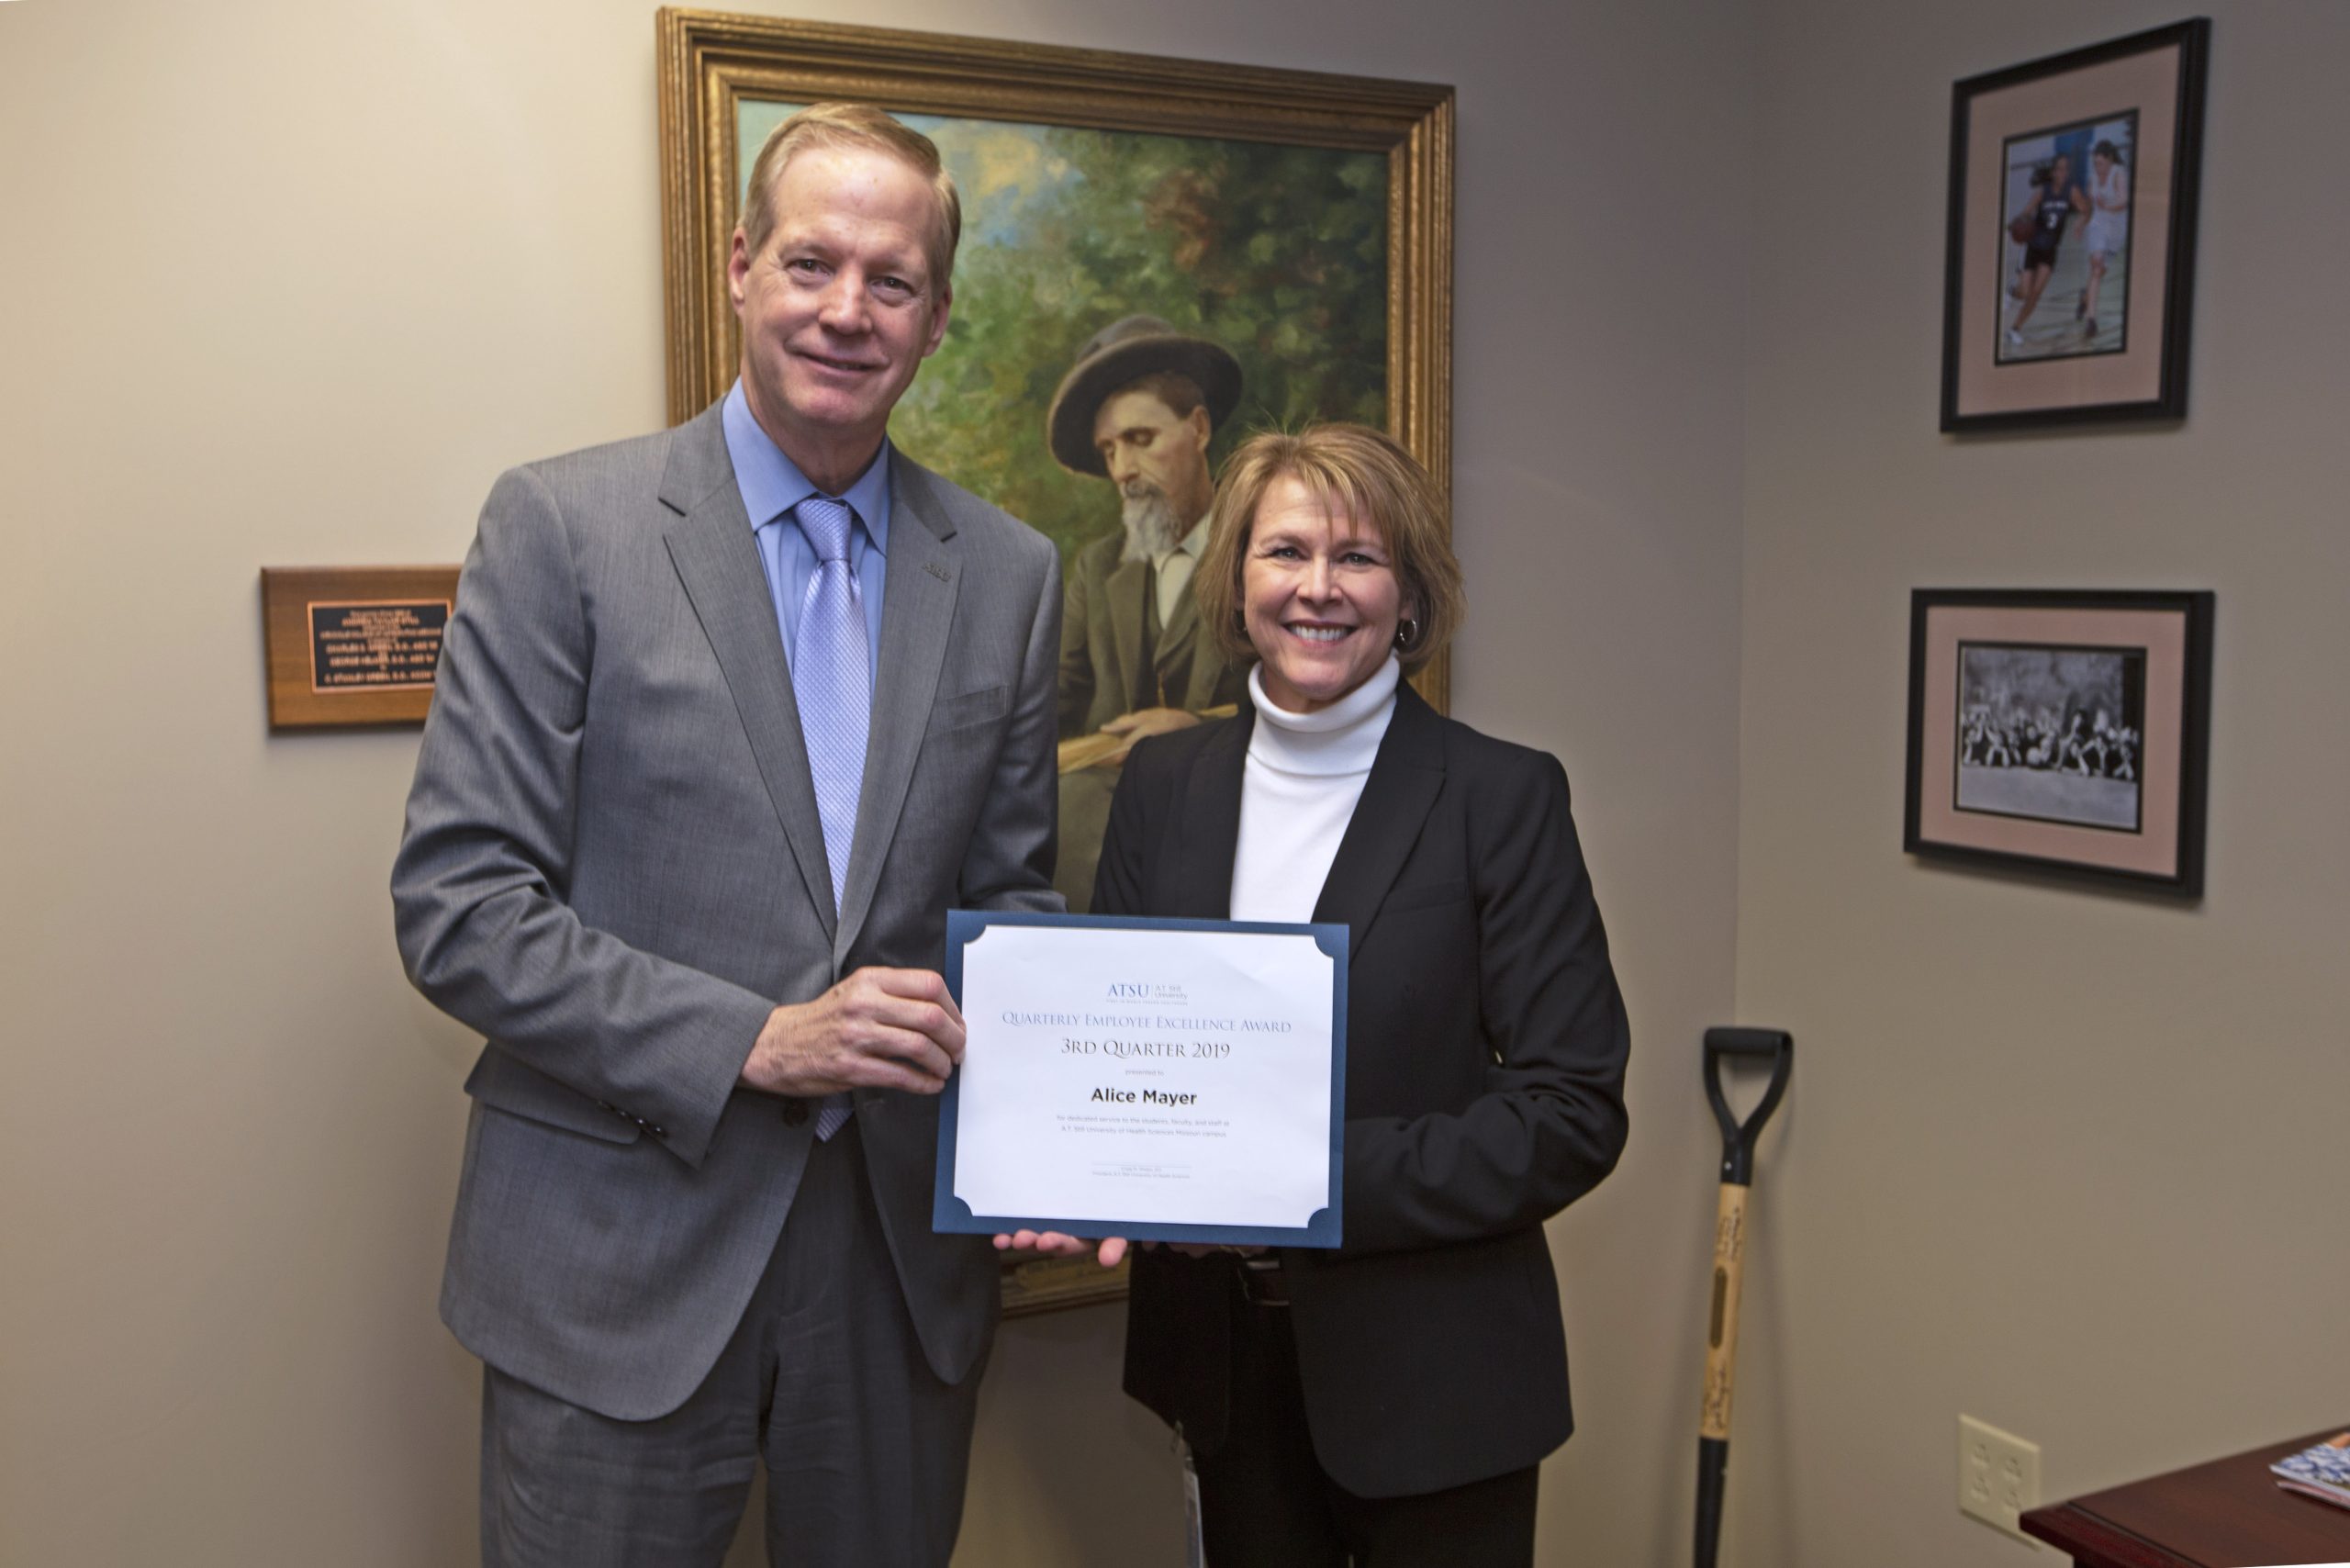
1695,1027 -> 1791,1568
1703,1027 -> 1792,1186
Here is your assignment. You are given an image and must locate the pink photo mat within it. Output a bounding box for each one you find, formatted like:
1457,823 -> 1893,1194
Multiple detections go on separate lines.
1917,602 -> 2187,877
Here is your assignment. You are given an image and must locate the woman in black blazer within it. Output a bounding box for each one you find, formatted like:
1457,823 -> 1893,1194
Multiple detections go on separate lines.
1033,424 -> 1631,1565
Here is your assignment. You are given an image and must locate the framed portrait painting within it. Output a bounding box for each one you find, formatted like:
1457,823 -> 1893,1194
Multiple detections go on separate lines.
1940,19 -> 2210,431
656,9 -> 1452,1313
1905,589 -> 2213,895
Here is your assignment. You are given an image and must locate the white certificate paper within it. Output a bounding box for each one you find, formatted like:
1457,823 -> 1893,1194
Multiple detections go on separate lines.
933,911 -> 1347,1247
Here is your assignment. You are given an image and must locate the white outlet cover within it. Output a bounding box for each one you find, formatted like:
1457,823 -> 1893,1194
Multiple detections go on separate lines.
1959,1414 -> 2042,1545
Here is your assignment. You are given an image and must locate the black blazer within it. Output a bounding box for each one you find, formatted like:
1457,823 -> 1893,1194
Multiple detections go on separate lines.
1101,683 -> 1632,1499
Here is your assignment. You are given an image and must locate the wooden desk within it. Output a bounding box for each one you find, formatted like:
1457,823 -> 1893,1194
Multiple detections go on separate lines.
2022,1428 -> 2350,1567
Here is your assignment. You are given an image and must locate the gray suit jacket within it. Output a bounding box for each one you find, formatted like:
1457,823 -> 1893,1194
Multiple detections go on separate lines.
392,403 -> 1061,1421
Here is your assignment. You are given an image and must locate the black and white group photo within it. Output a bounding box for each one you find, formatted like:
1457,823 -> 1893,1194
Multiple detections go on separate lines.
1954,642 -> 2146,831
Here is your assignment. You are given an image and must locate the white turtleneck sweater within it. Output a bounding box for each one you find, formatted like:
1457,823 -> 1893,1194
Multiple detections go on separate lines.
1229,655 -> 1402,923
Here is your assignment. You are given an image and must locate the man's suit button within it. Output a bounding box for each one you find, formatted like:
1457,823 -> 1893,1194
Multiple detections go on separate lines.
781,1101 -> 809,1127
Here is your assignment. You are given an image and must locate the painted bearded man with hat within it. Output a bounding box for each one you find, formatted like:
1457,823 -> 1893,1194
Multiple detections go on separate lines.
1047,315 -> 1255,909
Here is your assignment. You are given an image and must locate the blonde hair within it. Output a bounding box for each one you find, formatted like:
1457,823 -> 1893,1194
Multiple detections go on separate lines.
1194,423 -> 1464,677
738,104 -> 961,294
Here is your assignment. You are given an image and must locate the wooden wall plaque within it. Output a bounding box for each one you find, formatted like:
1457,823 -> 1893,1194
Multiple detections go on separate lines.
261,566 -> 462,729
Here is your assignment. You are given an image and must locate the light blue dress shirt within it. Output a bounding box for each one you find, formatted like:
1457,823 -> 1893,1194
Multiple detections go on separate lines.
722,380 -> 890,685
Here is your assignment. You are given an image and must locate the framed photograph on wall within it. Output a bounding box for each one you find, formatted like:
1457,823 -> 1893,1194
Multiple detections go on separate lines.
1940,19 -> 2210,431
1905,589 -> 2213,895
656,7 -> 1452,1314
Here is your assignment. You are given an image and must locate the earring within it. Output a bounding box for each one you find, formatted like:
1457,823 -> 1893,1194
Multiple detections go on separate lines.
1394,618 -> 1419,650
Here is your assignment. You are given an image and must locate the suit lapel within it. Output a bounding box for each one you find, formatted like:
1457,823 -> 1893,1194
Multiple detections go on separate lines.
1164,708 -> 1252,919
659,408 -> 836,941
1313,684 -> 1447,946
834,451 -> 959,961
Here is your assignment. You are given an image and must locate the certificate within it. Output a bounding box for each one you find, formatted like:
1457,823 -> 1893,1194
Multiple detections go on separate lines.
933,910 -> 1348,1248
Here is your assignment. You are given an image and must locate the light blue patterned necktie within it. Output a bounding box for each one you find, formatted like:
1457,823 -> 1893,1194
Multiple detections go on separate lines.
792,495 -> 867,1142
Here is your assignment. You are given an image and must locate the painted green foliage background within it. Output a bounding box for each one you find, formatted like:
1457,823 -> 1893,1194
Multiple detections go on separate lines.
739,104 -> 1388,563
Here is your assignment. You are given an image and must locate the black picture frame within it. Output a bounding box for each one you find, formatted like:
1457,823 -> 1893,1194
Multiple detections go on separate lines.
1905,589 -> 2213,895
1940,19 -> 2210,432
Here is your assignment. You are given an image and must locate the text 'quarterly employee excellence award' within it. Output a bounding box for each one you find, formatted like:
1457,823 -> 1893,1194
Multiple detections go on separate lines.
933,912 -> 1347,1249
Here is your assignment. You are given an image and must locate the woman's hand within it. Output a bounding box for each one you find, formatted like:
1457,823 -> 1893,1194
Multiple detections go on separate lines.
992,1230 -> 1128,1268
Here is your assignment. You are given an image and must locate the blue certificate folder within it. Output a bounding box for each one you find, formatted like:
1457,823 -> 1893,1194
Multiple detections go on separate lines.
933,909 -> 1348,1249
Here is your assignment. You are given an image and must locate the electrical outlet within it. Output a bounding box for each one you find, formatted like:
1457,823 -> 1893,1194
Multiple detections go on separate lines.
1959,1415 -> 2042,1543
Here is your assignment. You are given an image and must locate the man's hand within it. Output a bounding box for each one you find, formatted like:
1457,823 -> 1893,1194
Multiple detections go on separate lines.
993,1230 -> 1129,1268
1099,706 -> 1201,765
740,967 -> 966,1097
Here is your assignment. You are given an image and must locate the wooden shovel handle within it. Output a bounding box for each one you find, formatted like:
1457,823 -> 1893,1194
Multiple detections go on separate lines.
1700,1181 -> 1749,1442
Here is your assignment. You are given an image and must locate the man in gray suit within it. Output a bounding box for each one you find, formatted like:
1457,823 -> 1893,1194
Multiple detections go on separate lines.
392,104 -> 1059,1567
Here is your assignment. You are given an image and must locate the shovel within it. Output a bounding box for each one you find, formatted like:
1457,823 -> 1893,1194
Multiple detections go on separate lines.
1695,1026 -> 1793,1568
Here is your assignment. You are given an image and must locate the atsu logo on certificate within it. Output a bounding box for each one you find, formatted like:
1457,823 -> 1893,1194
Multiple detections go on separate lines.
1106,980 -> 1189,1003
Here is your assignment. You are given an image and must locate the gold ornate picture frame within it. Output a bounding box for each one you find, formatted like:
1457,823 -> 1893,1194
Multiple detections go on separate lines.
657,10 -> 1453,1313
656,7 -> 1454,689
